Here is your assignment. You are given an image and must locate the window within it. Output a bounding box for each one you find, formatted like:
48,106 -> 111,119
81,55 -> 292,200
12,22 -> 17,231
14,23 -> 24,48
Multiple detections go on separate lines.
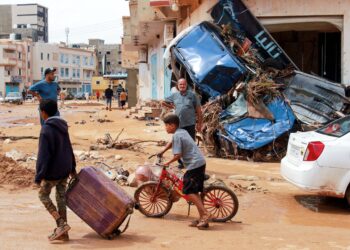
118,61 -> 122,65
47,53 -> 50,60
41,67 -> 44,76
60,53 -> 64,63
76,56 -> 80,65
96,81 -> 100,84
60,68 -> 64,77
28,46 -> 30,53
40,52 -> 43,60
318,116 -> 350,138
83,56 -> 88,66
72,55 -> 76,64
19,69 -> 21,76
77,69 -> 80,78
107,61 -> 111,65
18,52 -> 21,59
90,56 -> 94,66
106,51 -> 111,55
28,61 -> 30,69
65,68 -> 69,77
65,54 -> 68,64
72,69 -> 76,78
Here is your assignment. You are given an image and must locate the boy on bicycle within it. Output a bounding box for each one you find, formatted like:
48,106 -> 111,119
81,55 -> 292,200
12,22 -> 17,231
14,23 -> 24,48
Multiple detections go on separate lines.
157,114 -> 211,229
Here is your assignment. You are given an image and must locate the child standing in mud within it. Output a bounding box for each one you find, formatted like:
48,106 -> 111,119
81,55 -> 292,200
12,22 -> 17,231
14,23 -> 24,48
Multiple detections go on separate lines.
157,114 -> 211,229
35,100 -> 76,241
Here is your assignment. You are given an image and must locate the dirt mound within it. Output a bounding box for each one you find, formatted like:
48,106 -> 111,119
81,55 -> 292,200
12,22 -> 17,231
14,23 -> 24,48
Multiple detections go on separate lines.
0,154 -> 35,188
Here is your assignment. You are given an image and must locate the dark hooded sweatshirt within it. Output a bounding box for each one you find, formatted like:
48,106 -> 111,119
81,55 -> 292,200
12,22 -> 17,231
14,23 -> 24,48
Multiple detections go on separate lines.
35,116 -> 76,184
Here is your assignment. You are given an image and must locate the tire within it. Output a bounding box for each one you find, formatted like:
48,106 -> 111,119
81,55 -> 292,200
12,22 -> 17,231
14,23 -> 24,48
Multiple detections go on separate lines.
345,185 -> 350,206
134,181 -> 173,218
202,185 -> 239,222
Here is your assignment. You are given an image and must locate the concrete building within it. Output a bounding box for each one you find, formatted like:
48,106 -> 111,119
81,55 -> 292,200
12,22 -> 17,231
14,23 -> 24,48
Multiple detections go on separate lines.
122,0 -> 350,102
0,4 -> 48,42
0,39 -> 32,97
32,42 -> 96,95
88,39 -> 125,76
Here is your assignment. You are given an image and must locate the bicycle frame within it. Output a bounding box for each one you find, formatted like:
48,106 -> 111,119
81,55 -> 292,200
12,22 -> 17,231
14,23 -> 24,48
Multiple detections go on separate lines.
153,166 -> 190,202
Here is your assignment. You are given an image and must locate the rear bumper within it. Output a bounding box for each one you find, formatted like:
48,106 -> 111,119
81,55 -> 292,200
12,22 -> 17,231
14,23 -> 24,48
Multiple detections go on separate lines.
280,157 -> 345,198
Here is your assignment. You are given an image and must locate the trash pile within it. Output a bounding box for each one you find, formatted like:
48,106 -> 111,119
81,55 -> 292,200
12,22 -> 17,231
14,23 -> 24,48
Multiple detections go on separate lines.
94,132 -> 167,152
0,154 -> 35,189
165,0 -> 350,161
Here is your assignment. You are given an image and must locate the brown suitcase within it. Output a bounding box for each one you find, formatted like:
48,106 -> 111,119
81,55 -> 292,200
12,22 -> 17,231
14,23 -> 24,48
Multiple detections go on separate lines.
66,166 -> 134,239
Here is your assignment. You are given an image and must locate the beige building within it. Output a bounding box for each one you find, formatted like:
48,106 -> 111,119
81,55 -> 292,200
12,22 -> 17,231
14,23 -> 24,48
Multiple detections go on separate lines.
122,0 -> 350,102
32,42 -> 96,95
0,39 -> 32,97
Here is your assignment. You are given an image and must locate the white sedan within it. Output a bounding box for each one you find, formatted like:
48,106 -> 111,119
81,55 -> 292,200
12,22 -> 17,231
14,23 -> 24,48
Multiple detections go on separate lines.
281,116 -> 350,204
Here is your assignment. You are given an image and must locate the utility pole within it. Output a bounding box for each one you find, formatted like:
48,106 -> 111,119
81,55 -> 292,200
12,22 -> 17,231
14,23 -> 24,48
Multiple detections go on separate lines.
65,27 -> 70,46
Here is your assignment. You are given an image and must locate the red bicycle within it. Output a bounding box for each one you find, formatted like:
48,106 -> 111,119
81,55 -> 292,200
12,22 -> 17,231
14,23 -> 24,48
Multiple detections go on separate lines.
134,155 -> 239,222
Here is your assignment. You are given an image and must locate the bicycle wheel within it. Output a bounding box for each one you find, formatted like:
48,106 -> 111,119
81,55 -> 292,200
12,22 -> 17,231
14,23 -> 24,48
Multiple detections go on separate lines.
202,185 -> 239,222
134,181 -> 173,218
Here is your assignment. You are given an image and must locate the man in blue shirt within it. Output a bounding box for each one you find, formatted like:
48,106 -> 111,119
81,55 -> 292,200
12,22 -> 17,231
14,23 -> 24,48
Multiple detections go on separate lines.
29,68 -> 61,125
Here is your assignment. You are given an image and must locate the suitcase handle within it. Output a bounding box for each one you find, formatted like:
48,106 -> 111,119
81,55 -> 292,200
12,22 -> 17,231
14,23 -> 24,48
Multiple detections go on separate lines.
66,176 -> 79,193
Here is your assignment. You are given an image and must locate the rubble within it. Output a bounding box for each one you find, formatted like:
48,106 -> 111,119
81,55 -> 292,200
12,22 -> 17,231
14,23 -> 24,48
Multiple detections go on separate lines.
0,154 -> 35,189
230,182 -> 268,194
164,0 -> 350,162
5,149 -> 27,162
228,175 -> 259,181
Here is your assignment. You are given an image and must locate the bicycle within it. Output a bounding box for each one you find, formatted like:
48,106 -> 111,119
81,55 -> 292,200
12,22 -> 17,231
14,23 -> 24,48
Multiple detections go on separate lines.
134,155 -> 239,222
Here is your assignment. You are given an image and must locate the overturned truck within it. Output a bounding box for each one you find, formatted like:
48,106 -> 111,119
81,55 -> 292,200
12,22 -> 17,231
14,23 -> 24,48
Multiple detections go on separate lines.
164,0 -> 350,161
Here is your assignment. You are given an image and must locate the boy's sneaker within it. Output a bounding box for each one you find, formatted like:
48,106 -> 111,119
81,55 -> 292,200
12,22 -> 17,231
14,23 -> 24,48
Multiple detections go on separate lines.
56,232 -> 69,241
48,224 -> 71,241
197,214 -> 212,230
188,220 -> 199,227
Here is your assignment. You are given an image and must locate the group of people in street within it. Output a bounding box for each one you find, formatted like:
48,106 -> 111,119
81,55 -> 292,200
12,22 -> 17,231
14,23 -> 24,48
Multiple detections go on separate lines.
104,84 -> 128,111
28,68 -> 210,242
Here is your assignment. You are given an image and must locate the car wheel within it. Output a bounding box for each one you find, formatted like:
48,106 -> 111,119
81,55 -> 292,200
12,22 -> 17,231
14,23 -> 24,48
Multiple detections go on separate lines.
345,185 -> 350,206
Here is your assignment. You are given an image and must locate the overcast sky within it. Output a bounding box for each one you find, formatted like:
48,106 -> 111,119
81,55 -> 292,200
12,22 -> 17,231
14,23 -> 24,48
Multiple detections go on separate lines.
1,0 -> 130,44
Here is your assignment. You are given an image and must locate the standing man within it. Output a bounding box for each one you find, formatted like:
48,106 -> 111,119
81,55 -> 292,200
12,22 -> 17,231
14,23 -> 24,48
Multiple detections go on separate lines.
29,68 -> 60,126
22,88 -> 26,101
116,84 -> 123,108
104,85 -> 113,111
162,78 -> 202,140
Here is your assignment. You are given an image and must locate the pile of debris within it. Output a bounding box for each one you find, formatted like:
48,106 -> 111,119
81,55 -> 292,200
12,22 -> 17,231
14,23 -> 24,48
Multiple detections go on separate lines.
165,0 -> 350,162
95,131 -> 167,152
0,154 -> 35,189
129,101 -> 162,120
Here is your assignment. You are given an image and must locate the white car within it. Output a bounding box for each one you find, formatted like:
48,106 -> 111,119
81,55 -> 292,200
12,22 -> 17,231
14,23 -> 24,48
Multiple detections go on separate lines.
0,94 -> 4,103
5,92 -> 23,104
281,116 -> 350,204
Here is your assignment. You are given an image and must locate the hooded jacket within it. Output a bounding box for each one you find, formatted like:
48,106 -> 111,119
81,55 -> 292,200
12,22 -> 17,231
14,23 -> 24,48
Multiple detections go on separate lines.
35,116 -> 76,184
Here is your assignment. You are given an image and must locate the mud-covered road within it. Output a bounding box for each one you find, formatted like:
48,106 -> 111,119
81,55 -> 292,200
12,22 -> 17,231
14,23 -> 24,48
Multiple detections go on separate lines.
1,102 -> 350,250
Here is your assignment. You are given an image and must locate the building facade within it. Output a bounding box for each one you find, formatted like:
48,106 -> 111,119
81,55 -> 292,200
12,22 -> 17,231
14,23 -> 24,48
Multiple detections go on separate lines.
32,42 -> 96,95
88,39 -> 125,76
0,4 -> 48,42
0,39 -> 32,97
122,0 -> 350,103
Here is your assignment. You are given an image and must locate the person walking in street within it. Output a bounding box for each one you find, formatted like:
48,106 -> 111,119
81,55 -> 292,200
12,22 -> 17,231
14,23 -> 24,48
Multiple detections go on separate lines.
120,88 -> 127,110
22,88 -> 26,101
96,90 -> 100,102
35,99 -> 76,241
116,84 -> 123,108
104,85 -> 113,111
162,78 -> 202,140
29,68 -> 61,126
85,92 -> 89,103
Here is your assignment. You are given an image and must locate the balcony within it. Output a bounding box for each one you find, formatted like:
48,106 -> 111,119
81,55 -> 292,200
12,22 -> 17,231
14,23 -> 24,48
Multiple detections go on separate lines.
0,58 -> 17,66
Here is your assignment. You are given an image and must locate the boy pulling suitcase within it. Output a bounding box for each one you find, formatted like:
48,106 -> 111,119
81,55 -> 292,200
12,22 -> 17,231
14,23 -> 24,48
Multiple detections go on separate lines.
35,99 -> 76,241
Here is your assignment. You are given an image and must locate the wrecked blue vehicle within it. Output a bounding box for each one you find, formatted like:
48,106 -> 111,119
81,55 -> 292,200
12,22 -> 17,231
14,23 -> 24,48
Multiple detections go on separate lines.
165,0 -> 350,161
170,21 -> 248,99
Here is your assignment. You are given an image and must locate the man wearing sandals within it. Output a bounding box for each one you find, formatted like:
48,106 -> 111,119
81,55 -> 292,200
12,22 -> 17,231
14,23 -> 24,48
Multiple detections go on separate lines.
35,100 -> 76,241
158,114 -> 211,229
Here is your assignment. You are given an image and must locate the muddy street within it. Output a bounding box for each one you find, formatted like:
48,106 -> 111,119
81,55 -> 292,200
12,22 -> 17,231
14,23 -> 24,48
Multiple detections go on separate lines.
1,102 -> 350,250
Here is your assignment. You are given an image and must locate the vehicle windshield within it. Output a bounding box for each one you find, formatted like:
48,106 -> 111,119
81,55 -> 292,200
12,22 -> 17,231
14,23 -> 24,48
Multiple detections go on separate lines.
317,116 -> 350,137
7,92 -> 20,97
